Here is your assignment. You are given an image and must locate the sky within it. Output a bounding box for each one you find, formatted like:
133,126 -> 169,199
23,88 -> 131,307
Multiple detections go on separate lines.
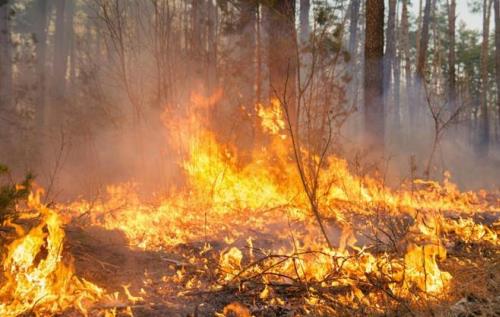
455,1 -> 482,30
410,1 -> 483,31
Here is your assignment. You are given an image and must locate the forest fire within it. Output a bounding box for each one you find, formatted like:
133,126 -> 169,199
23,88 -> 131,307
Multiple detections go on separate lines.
1,93 -> 498,316
1,0 -> 500,315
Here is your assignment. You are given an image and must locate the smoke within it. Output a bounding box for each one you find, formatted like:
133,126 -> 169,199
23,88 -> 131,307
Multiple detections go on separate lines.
1,0 -> 498,203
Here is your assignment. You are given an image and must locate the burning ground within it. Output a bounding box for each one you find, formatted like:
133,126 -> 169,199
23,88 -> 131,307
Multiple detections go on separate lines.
0,95 -> 499,316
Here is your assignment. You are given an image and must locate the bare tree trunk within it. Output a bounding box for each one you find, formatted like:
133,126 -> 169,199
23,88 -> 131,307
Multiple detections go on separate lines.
299,0 -> 311,99
394,1 -> 401,128
364,0 -> 385,152
267,0 -> 297,126
256,5 -> 262,103
53,0 -> 67,101
494,0 -> 500,138
400,0 -> 414,138
479,0 -> 493,156
384,0 -> 396,95
416,0 -> 423,62
349,0 -> 360,55
35,0 -> 49,132
448,0 -> 456,112
385,0 -> 397,134
191,0 -> 202,90
67,0 -> 75,92
431,0 -> 442,86
207,0 -> 217,95
239,0 -> 257,105
300,0 -> 310,44
401,0 -> 411,101
348,0 -> 361,110
0,0 -> 12,112
416,0 -> 431,80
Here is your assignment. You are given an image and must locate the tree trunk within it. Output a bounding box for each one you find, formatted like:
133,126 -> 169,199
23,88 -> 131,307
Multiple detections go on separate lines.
207,0 -> 217,95
239,0 -> 257,105
401,0 -> 411,96
256,4 -> 262,103
348,0 -> 361,117
267,0 -> 297,126
349,0 -> 360,55
416,0 -> 431,80
416,0 -> 423,63
364,0 -> 385,151
53,0 -> 67,101
394,0 -> 401,127
66,0 -> 75,92
448,0 -> 456,112
0,0 -> 12,112
299,0 -> 311,96
35,0 -> 49,131
384,0 -> 396,94
400,0 -> 408,137
300,0 -> 310,44
494,0 -> 500,137
479,0 -> 493,156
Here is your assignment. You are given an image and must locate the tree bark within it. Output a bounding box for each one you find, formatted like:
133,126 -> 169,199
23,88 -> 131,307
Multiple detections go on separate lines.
35,0 -> 49,131
349,0 -> 360,55
364,0 -> 385,151
416,0 -> 423,63
448,0 -> 456,112
239,0 -> 257,104
256,4 -> 262,103
394,0 -> 401,126
401,0 -> 411,93
53,0 -> 67,101
0,0 -> 12,112
384,0 -> 396,94
207,0 -> 218,95
416,0 -> 431,80
478,0 -> 493,156
300,0 -> 310,45
494,0 -> 500,136
267,0 -> 297,125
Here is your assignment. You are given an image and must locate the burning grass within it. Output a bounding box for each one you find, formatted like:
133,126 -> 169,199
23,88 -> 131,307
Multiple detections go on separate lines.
0,94 -> 499,316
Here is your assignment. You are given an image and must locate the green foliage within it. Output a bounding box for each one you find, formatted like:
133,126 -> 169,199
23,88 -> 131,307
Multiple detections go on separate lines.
313,0 -> 336,26
0,164 -> 34,224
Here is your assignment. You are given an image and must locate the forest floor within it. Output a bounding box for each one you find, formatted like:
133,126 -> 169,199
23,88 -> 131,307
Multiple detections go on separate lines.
61,213 -> 500,317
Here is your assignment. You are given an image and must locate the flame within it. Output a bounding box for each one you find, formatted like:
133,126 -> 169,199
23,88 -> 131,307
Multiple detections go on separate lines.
0,190 -> 106,316
2,94 -> 498,314
403,243 -> 452,294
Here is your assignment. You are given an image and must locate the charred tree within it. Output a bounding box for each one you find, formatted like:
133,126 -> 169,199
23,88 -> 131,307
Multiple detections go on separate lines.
364,0 -> 385,151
